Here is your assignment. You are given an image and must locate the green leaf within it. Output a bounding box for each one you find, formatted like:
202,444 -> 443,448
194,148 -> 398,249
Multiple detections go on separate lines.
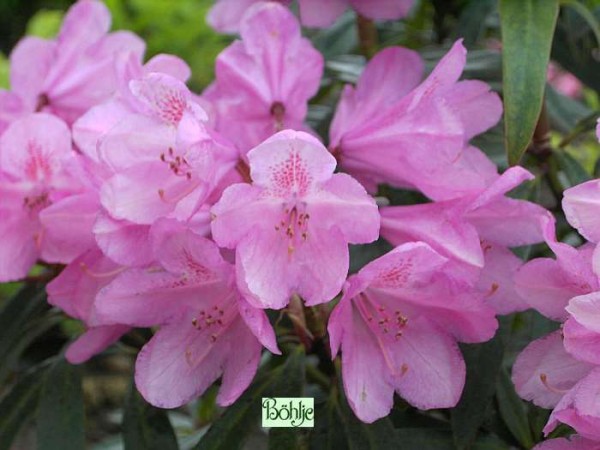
456,0 -> 498,47
268,347 -> 307,450
0,284 -> 49,383
451,332 -> 506,449
36,358 -> 85,450
554,149 -> 592,188
0,363 -> 49,450
500,0 -> 560,165
496,369 -> 534,449
552,5 -> 600,93
394,429 -> 455,450
123,383 -> 179,450
545,85 -> 593,134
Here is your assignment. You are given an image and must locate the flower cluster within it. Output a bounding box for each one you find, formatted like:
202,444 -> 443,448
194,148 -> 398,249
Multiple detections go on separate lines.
512,126 -> 600,450
0,0 -> 555,424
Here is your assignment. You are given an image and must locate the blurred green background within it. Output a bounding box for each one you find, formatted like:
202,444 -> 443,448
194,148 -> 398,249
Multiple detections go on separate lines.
0,0 -> 230,91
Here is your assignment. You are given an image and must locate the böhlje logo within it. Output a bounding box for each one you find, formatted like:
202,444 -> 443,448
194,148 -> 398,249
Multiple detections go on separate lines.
261,397 -> 314,428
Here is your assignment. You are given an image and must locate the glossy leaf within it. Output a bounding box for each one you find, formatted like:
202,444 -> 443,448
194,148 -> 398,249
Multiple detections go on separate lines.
37,358 -> 85,450
496,369 -> 534,449
123,383 -> 179,450
500,0 -> 560,165
0,363 -> 49,450
451,333 -> 506,449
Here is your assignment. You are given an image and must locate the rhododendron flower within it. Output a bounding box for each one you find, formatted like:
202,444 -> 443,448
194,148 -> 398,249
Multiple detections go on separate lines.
204,2 -> 323,153
547,62 -> 582,99
328,243 -> 497,422
380,166 -> 548,313
0,113 -> 84,281
95,221 -> 279,408
211,130 -> 380,309
329,40 -> 502,197
513,217 -> 600,439
544,368 -> 600,441
535,436 -> 600,450
207,0 -> 414,32
94,73 -> 237,224
3,0 -> 144,125
47,247 -> 129,364
73,52 -> 192,159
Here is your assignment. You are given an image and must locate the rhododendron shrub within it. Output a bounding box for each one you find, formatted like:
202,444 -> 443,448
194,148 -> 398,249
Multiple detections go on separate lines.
0,0 -> 598,448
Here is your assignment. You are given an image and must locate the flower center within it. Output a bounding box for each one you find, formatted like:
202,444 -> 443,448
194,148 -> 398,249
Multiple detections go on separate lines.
274,203 -> 310,255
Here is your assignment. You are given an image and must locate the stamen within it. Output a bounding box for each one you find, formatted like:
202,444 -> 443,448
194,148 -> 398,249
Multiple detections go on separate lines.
539,373 -> 570,394
79,263 -> 126,279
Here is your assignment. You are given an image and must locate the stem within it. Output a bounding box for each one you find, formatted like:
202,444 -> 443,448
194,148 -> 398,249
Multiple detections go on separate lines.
356,15 -> 378,59
306,364 -> 331,390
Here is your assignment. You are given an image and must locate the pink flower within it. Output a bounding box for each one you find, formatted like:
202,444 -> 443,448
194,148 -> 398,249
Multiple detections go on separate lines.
47,247 -> 130,364
534,436 -> 600,450
329,40 -> 502,198
328,242 -> 497,422
203,2 -> 323,153
0,113 -> 83,281
5,0 -> 145,125
515,217 -> 598,322
544,368 -> 600,441
73,52 -> 191,160
380,166 -> 548,314
207,0 -> 414,33
547,62 -> 582,99
94,220 -> 279,408
90,73 -> 237,229
211,130 -> 380,309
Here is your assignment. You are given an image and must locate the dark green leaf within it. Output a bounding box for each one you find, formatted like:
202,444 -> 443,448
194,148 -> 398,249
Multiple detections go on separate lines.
456,0 -> 498,47
310,12 -> 358,59
545,85 -> 593,134
123,383 -> 179,450
394,428 -> 455,450
472,433 -> 512,450
500,0 -> 560,164
496,369 -> 534,449
268,347 -> 307,450
0,363 -> 49,450
554,149 -> 592,188
552,6 -> 600,93
36,358 -> 85,450
452,332 -> 506,449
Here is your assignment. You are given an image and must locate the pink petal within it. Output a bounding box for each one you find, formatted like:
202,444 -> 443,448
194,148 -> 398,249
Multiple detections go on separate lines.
443,80 -> 502,141
512,331 -> 593,408
210,183 -> 282,249
144,54 -> 191,82
566,292 -> 600,334
534,436 -> 600,450
307,173 -> 380,244
0,113 -> 71,182
390,317 -> 465,410
9,37 -> 56,106
545,368 -> 600,440
0,203 -> 39,282
237,296 -> 280,354
479,243 -> 529,315
93,214 -> 154,267
66,325 -> 129,364
563,180 -> 600,243
298,0 -> 347,27
515,258 -> 582,321
380,203 -> 484,268
247,130 -> 336,194
337,305 -> 395,423
39,192 -> 98,264
206,0 -> 262,33
563,317 -> 600,365
46,247 -> 122,322
349,0 -> 414,20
